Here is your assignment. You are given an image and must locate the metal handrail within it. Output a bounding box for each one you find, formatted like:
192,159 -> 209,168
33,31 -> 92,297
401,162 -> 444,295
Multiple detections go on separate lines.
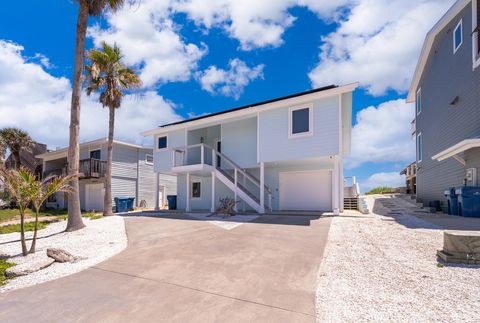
172,143 -> 273,209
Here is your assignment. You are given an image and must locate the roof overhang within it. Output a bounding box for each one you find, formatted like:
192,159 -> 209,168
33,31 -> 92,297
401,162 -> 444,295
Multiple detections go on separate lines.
431,138 -> 480,165
407,0 -> 470,103
142,83 -> 359,137
36,138 -> 151,160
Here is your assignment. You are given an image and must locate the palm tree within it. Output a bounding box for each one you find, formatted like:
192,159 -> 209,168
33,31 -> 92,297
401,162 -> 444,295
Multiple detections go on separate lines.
85,42 -> 141,216
25,172 -> 74,254
0,128 -> 34,169
0,167 -> 74,255
67,0 -> 126,231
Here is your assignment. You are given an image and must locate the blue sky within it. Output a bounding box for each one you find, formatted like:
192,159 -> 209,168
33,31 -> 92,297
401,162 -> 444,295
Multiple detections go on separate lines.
0,0 -> 456,191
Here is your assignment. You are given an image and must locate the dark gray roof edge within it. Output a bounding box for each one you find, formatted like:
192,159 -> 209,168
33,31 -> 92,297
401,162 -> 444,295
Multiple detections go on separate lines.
160,85 -> 338,128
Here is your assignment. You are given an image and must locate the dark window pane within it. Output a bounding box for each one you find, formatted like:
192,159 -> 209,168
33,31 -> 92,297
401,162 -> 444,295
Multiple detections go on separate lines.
192,182 -> 201,198
146,154 -> 153,164
90,149 -> 101,159
454,23 -> 462,50
292,108 -> 310,134
158,136 -> 167,149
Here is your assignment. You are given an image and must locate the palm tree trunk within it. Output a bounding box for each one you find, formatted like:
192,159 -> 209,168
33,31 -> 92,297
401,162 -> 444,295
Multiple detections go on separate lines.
104,106 -> 115,216
19,212 -> 27,256
28,208 -> 39,254
66,0 -> 88,232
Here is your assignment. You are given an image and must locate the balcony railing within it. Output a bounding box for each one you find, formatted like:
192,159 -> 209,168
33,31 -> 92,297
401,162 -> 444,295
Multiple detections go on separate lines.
45,158 -> 106,179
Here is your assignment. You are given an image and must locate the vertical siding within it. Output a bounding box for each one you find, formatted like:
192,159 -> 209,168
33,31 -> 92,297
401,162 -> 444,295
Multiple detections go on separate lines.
221,117 -> 258,168
258,95 -> 340,163
416,4 -> 480,204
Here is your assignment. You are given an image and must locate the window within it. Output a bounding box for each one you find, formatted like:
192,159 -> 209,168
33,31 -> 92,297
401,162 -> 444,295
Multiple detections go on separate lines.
453,19 -> 463,53
473,0 -> 480,67
47,194 -> 57,203
417,133 -> 423,163
416,88 -> 421,115
192,182 -> 201,198
289,105 -> 313,138
90,149 -> 101,160
145,154 -> 154,165
157,136 -> 167,150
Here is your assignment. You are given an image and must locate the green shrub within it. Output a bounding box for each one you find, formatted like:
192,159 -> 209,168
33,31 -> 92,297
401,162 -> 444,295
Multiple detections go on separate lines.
0,260 -> 15,286
366,187 -> 397,195
0,221 -> 49,234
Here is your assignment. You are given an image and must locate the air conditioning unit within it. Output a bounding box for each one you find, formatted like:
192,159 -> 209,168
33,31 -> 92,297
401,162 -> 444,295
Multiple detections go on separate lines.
466,168 -> 477,186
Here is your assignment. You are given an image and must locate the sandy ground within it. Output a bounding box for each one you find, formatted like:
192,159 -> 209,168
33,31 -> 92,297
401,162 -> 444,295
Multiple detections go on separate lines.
0,216 -> 127,293
316,195 -> 480,322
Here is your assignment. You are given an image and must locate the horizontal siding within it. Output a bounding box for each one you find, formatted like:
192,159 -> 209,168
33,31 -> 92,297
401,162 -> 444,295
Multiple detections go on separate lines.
416,4 -> 480,205
111,144 -> 138,179
155,129 -> 185,172
221,117 -> 257,168
258,95 -> 340,163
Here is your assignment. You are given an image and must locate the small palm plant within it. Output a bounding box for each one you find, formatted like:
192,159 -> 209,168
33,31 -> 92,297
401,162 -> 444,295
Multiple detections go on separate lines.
0,128 -> 34,169
86,42 -> 142,216
0,167 -> 74,255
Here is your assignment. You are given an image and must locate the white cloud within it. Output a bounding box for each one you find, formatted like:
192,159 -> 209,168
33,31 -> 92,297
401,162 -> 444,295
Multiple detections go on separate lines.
172,0 -> 350,50
198,58 -> 264,99
0,40 -> 181,149
88,0 -> 207,87
309,0 -> 455,95
362,172 -> 406,192
345,99 -> 415,169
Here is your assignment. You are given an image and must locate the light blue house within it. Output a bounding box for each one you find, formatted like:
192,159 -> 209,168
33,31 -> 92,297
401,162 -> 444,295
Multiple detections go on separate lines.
143,84 -> 358,214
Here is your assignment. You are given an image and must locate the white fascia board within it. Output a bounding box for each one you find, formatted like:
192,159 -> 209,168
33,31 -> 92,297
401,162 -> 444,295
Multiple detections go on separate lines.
36,138 -> 147,160
142,83 -> 359,137
407,0 -> 470,102
431,138 -> 480,161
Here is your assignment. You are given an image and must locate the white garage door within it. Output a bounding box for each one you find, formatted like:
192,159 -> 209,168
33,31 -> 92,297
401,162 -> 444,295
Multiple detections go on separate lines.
279,170 -> 332,211
86,183 -> 105,212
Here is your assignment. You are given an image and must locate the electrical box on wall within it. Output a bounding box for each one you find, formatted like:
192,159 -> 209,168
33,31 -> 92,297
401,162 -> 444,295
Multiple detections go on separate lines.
466,168 -> 477,186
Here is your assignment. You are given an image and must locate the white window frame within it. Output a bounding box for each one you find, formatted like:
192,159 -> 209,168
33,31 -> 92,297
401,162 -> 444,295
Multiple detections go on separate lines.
191,179 -> 202,199
453,19 -> 463,54
472,0 -> 480,68
416,88 -> 422,115
288,104 -> 314,139
145,153 -> 154,165
89,148 -> 102,160
417,132 -> 423,163
156,135 -> 168,152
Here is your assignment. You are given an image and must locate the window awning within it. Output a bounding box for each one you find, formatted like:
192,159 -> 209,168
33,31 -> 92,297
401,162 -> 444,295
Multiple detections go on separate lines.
431,138 -> 480,166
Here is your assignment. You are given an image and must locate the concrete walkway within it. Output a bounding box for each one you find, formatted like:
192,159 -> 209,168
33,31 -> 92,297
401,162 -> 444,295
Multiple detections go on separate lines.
0,213 -> 331,322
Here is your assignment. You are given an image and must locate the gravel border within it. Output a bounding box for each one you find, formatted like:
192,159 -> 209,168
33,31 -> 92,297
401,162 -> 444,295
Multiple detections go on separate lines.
316,196 -> 480,322
0,216 -> 127,293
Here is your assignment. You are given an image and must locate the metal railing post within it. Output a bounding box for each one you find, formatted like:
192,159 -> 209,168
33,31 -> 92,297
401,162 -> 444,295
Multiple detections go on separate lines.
234,168 -> 238,212
201,144 -> 204,165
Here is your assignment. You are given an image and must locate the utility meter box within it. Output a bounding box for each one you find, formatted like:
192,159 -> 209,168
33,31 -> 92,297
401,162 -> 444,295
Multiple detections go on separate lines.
466,168 -> 477,186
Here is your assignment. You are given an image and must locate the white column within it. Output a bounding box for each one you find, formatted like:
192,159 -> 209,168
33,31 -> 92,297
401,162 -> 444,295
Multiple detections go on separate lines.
333,158 -> 340,215
211,171 -> 216,213
339,158 -> 344,212
259,162 -> 265,214
154,172 -> 160,211
234,169 -> 238,212
186,172 -> 191,212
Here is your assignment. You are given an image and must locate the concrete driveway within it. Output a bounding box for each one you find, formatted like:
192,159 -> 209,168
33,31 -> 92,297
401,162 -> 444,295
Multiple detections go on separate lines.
0,213 -> 331,322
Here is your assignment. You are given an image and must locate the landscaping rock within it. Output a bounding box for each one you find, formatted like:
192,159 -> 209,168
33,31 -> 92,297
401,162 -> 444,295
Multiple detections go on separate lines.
0,252 -> 9,260
47,248 -> 78,263
5,258 -> 55,277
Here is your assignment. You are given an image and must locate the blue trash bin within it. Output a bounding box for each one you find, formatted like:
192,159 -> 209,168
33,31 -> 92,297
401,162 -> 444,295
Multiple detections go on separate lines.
455,187 -> 480,217
444,187 -> 459,215
127,197 -> 135,211
115,197 -> 129,213
167,195 -> 177,210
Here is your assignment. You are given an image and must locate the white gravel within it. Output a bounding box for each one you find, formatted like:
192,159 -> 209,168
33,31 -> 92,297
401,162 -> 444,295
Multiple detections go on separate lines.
0,216 -> 127,293
316,195 -> 480,322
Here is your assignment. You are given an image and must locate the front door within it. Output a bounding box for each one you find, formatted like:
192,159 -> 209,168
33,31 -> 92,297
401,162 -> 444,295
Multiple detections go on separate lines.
86,183 -> 105,212
216,140 -> 222,168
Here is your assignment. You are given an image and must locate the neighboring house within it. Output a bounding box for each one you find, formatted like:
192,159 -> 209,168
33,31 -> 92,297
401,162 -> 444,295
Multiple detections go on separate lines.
407,0 -> 480,205
36,138 -> 176,211
4,141 -> 47,176
400,162 -> 417,195
143,83 -> 358,214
